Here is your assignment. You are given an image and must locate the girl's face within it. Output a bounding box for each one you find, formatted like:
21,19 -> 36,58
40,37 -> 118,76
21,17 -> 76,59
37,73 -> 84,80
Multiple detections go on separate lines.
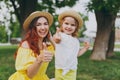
35,17 -> 49,38
61,17 -> 77,35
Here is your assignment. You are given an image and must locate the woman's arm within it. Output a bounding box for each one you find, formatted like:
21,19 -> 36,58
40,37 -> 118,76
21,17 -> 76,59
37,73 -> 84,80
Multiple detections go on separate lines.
27,51 -> 53,78
21,41 -> 53,79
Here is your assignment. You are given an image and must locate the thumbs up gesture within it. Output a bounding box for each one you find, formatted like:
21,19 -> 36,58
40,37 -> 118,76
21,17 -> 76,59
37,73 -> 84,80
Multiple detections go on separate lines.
36,42 -> 53,63
53,27 -> 61,43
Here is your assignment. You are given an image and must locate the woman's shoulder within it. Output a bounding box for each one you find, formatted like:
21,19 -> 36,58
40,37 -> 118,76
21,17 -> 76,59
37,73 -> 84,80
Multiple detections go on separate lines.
21,40 -> 30,49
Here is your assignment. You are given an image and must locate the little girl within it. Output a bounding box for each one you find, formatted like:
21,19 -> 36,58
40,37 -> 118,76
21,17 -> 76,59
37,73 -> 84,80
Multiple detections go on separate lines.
53,10 -> 90,80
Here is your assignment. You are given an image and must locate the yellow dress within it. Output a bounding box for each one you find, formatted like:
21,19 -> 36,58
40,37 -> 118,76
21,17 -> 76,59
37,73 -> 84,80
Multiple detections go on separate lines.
8,45 -> 54,80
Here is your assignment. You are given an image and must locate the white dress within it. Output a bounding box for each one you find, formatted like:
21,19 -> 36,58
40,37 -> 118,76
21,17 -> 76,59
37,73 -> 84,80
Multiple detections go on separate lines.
55,32 -> 80,75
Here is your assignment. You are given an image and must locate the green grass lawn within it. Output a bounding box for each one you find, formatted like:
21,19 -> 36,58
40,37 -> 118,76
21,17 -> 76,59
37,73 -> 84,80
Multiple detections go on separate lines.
80,42 -> 120,49
0,45 -> 120,80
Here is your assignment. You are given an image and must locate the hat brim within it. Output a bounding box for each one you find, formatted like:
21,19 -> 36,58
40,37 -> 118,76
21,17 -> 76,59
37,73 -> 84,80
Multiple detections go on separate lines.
23,11 -> 53,30
58,10 -> 83,28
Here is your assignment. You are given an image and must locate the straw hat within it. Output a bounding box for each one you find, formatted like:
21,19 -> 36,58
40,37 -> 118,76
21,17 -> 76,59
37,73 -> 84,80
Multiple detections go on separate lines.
23,11 -> 53,30
58,10 -> 83,28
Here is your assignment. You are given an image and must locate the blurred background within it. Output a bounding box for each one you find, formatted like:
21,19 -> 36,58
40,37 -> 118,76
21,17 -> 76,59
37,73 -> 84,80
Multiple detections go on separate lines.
0,0 -> 120,59
1,1 -> 120,80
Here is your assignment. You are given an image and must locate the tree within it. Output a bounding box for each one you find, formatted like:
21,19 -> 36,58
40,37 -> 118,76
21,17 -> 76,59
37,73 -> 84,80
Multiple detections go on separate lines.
10,0 -> 37,36
1,0 -> 88,42
0,26 -> 7,43
3,0 -> 78,36
87,0 -> 120,60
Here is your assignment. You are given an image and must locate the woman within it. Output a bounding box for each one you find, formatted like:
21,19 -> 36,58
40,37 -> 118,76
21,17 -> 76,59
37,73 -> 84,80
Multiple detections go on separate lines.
8,11 -> 54,80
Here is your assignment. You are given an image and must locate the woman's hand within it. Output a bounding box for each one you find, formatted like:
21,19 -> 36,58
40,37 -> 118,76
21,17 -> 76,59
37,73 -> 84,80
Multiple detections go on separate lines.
36,43 -> 53,63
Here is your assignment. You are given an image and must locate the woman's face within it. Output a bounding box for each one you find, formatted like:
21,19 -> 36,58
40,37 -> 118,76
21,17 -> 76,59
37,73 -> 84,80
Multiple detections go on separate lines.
61,17 -> 77,35
35,17 -> 49,38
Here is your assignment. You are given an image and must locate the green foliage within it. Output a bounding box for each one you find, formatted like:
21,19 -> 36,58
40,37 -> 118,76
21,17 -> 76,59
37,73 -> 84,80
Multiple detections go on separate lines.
78,13 -> 89,37
0,26 -> 7,43
1,0 -> 88,40
38,0 -> 55,13
87,0 -> 120,15
55,0 -> 79,8
38,0 -> 79,13
9,21 -> 21,38
0,45 -> 120,80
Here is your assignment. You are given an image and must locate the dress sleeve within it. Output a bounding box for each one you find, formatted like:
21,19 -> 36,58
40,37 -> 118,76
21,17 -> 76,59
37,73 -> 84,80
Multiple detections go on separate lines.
15,47 -> 36,71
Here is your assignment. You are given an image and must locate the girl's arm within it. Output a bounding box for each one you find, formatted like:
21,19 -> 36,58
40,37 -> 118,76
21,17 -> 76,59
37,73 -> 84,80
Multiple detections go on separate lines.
47,27 -> 61,50
53,27 -> 61,44
77,42 -> 90,57
47,31 -> 55,48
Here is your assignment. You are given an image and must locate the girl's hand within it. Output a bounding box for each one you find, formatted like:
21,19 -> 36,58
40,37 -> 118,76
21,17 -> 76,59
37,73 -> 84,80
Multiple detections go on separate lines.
37,43 -> 53,63
53,27 -> 61,43
84,41 -> 90,50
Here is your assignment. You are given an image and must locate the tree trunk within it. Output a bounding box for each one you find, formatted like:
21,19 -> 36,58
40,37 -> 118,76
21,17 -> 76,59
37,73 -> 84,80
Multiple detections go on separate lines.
90,11 -> 116,61
19,0 -> 37,37
10,0 -> 37,37
106,22 -> 116,57
19,0 -> 37,25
